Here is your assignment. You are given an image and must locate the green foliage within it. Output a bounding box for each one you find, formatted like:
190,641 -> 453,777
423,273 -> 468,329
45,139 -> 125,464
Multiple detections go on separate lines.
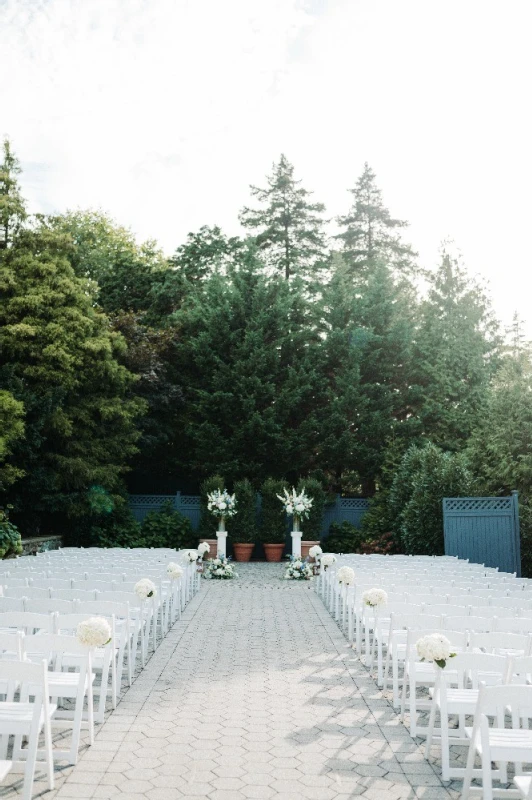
297,477 -> 326,541
389,443 -> 475,555
0,389 -> 25,491
140,500 -> 193,549
82,500 -> 142,549
240,154 -> 328,283
324,521 -> 367,553
259,477 -> 288,543
231,478 -> 257,543
0,507 -> 23,558
0,138 -> 26,249
197,475 -> 224,539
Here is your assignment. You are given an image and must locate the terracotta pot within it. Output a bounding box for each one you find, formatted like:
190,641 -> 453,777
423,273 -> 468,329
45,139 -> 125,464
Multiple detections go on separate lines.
232,543 -> 255,562
301,540 -> 321,560
201,539 -> 218,559
263,543 -> 285,562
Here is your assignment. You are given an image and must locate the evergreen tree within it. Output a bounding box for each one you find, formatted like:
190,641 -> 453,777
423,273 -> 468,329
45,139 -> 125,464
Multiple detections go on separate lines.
0,390 -> 25,491
239,154 -> 328,282
337,162 -> 417,277
415,248 -> 500,450
52,210 -> 167,314
0,222 -> 145,534
0,138 -> 26,249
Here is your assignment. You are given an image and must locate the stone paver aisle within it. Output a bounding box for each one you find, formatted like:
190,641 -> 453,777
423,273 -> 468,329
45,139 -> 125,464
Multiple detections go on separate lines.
52,564 -> 456,800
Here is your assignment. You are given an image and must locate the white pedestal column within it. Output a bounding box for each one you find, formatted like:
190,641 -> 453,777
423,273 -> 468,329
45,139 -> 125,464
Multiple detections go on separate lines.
216,531 -> 227,558
291,531 -> 302,557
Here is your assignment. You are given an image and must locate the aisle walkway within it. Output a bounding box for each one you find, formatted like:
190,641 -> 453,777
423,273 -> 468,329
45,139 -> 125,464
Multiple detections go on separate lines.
51,564 -> 456,800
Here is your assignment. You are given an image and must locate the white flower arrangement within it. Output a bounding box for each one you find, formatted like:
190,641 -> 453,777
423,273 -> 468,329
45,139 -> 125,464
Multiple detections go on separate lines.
77,616 -> 112,647
321,553 -> 337,568
416,633 -> 456,669
182,549 -> 199,564
135,578 -> 157,599
198,542 -> 210,557
284,556 -> 314,580
309,545 -> 322,559
337,566 -> 355,586
207,489 -> 237,518
203,556 -> 238,580
167,562 -> 183,580
277,487 -> 313,520
362,588 -> 388,608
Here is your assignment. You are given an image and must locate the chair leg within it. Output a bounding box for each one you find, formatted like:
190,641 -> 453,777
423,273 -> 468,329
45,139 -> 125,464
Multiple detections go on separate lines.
480,745 -> 494,800
461,736 -> 477,800
424,695 -> 438,758
22,726 -> 39,800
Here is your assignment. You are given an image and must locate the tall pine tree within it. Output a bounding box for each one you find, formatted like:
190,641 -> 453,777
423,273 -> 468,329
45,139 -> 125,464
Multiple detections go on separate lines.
239,154 -> 328,282
0,138 -> 26,250
337,162 -> 417,277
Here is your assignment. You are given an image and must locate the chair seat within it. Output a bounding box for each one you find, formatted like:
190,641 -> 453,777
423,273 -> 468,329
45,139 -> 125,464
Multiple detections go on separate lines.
514,775 -> 532,799
429,687 -> 479,713
0,759 -> 12,781
29,672 -> 94,698
465,726 -> 532,760
0,702 -> 57,734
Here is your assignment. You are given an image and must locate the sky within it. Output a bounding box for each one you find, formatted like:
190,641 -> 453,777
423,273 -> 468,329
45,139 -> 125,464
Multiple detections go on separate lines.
2,0 -> 531,332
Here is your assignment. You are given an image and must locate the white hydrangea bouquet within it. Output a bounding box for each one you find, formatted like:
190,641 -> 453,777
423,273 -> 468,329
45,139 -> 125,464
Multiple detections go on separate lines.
167,562 -> 183,580
77,616 -> 112,647
416,633 -> 456,669
284,555 -> 314,580
182,549 -> 199,564
135,578 -> 157,600
198,542 -> 210,558
321,553 -> 337,569
362,588 -> 388,608
337,566 -> 355,586
207,490 -> 237,518
277,488 -> 313,528
309,544 -> 322,559
203,556 -> 238,580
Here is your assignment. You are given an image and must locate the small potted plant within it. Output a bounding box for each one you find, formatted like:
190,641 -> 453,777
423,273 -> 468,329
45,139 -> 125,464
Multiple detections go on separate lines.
230,479 -> 256,562
259,478 -> 288,562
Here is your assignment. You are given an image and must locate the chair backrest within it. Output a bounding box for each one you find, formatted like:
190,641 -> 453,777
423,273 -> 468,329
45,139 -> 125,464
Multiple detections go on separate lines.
495,617 -> 532,634
389,613 -> 442,634
0,657 -> 49,703
0,596 -> 25,612
3,586 -> 50,599
0,610 -> 55,634
443,615 -> 495,632
0,630 -> 24,660
475,683 -> 532,723
24,598 -> 78,614
507,655 -> 532,685
442,651 -> 508,688
29,578 -> 72,590
422,604 -> 469,617
469,631 -> 530,656
76,600 -> 130,619
51,589 -> 97,601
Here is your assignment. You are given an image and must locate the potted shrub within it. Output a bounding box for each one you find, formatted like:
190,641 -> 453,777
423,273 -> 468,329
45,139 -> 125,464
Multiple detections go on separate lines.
297,477 -> 326,558
260,477 -> 288,561
230,478 -> 256,562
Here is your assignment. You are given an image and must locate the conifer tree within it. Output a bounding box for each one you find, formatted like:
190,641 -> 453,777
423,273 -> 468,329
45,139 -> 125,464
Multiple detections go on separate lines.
415,248 -> 500,450
337,162 -> 417,277
0,138 -> 26,249
239,155 -> 328,282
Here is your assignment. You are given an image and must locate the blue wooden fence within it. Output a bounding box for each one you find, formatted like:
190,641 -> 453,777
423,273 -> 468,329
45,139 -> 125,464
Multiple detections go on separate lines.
129,492 -> 369,537
443,492 -> 521,576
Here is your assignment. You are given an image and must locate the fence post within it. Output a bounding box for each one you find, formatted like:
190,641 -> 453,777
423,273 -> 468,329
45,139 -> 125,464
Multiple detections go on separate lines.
174,492 -> 181,514
512,490 -> 521,577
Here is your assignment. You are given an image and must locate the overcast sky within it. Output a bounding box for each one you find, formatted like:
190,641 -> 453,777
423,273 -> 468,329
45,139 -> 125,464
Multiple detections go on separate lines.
2,0 -> 531,332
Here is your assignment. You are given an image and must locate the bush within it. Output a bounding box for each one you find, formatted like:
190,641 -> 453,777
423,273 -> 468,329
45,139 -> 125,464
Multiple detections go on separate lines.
0,507 -> 23,558
140,500 -> 194,549
198,475 -> 225,539
323,521 -> 367,553
89,500 -> 142,548
297,477 -> 326,541
259,477 -> 288,543
391,443 -> 475,555
231,478 -> 257,543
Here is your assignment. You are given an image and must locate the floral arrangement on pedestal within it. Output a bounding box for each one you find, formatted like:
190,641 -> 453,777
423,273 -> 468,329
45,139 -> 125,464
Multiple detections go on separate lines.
277,488 -> 313,532
416,633 -> 456,669
203,556 -> 238,580
283,555 -> 314,580
207,489 -> 237,529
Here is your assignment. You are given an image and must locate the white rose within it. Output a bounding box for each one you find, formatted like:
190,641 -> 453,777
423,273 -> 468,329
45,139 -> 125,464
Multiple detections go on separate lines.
295,503 -> 305,513
362,588 -> 388,607
167,562 -> 183,579
135,578 -> 157,600
309,545 -> 322,558
218,502 -> 227,510
337,566 -> 355,586
321,554 -> 336,567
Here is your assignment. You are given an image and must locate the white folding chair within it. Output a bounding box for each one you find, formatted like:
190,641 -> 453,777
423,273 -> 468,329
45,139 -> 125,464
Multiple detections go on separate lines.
22,632 -> 95,764
425,651 -> 508,780
0,659 -> 55,800
461,685 -> 532,800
